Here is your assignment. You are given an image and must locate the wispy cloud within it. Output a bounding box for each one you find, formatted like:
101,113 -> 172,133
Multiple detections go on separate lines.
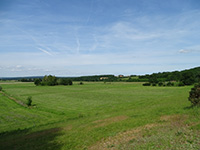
179,49 -> 200,54
1,0 -> 200,77
37,47 -> 53,56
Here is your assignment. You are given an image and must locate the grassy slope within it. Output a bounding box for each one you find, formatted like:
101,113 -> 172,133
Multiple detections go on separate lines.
0,82 -> 200,149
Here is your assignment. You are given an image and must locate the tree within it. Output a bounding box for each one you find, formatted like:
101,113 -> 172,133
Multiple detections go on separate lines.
143,82 -> 151,86
158,82 -> 163,86
41,75 -> 57,86
188,83 -> 200,106
68,79 -> 73,85
34,78 -> 41,86
26,96 -> 32,106
180,72 -> 195,85
58,78 -> 73,85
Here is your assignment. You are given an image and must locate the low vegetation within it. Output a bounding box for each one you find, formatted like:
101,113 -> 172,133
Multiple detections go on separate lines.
26,96 -> 32,106
188,82 -> 200,106
0,81 -> 200,149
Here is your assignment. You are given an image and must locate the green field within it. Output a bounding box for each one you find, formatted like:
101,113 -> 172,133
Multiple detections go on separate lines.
0,82 -> 200,149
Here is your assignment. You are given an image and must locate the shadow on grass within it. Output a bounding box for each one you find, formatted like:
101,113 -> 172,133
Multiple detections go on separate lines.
0,127 -> 64,150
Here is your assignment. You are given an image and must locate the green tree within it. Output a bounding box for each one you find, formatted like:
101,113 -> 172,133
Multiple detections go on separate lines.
180,72 -> 195,85
58,78 -> 73,85
26,96 -> 32,106
188,83 -> 200,106
41,75 -> 57,86
34,78 -> 41,86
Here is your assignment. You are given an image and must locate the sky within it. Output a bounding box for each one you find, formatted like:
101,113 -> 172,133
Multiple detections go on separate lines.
0,0 -> 200,77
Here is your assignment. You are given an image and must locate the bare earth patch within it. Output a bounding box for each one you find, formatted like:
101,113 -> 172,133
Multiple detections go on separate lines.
89,123 -> 157,150
160,114 -> 189,127
89,114 -> 190,150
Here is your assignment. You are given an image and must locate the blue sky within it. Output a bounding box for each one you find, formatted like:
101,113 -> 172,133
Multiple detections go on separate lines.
0,0 -> 200,77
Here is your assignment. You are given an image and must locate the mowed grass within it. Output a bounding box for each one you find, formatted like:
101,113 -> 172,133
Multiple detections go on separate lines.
0,82 -> 200,149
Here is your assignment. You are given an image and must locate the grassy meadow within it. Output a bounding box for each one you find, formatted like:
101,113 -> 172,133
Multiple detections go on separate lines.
0,81 -> 200,149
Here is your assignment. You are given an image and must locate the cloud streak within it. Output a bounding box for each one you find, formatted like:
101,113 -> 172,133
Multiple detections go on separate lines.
37,47 -> 53,56
0,0 -> 200,76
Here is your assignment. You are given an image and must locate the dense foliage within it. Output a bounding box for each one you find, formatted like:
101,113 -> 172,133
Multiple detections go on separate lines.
71,75 -> 118,82
34,75 -> 73,86
140,67 -> 200,86
188,83 -> 200,106
26,96 -> 32,106
1,66 -> 200,85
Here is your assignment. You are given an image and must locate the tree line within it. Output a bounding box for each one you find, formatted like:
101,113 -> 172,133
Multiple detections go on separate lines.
140,67 -> 200,86
34,75 -> 73,86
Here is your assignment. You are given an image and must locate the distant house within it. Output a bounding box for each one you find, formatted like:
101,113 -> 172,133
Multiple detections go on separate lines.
100,77 -> 109,80
118,75 -> 124,78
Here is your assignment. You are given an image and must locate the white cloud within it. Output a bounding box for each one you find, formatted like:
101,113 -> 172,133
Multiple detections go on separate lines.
37,47 -> 53,56
179,49 -> 191,53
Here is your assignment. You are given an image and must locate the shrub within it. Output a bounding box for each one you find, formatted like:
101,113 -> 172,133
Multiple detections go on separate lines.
167,82 -> 172,86
79,82 -> 83,85
178,82 -> 185,86
152,83 -> 157,86
143,82 -> 151,86
34,78 -> 41,86
68,79 -> 73,85
0,86 -> 2,91
42,75 -> 57,86
26,96 -> 32,106
158,82 -> 163,86
188,83 -> 200,106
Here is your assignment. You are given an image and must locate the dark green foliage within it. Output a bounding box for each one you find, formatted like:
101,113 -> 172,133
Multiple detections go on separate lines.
20,78 -> 34,82
178,82 -> 185,86
34,78 -> 41,86
79,82 -> 84,85
143,82 -> 151,86
0,86 -> 2,91
34,75 -> 73,86
58,78 -> 73,85
152,83 -> 157,86
166,82 -> 174,86
42,75 -> 57,86
72,75 -> 117,82
188,83 -> 200,106
149,74 -> 159,84
180,72 -> 196,85
139,67 -> 200,85
68,79 -> 73,85
26,96 -> 32,106
158,82 -> 163,86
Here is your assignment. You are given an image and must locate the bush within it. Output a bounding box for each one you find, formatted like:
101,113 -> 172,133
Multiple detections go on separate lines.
152,83 -> 157,86
34,78 -> 41,86
178,82 -> 185,86
68,79 -> 73,85
79,82 -> 83,85
188,83 -> 200,106
167,82 -> 173,86
26,96 -> 32,106
143,82 -> 151,86
0,86 -> 2,91
158,82 -> 163,86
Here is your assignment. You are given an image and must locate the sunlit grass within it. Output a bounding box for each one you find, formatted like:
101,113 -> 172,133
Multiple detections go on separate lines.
0,82 -> 199,149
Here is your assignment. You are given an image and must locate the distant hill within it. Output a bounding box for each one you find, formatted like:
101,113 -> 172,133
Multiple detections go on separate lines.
1,66 -> 200,85
0,76 -> 44,81
138,66 -> 200,85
